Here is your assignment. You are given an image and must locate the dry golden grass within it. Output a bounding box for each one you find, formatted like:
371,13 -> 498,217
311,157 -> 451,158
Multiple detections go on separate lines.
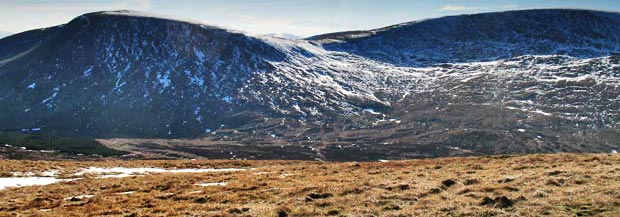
1,153 -> 619,216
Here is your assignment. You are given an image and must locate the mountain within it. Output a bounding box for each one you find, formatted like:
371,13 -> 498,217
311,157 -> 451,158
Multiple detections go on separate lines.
0,11 -> 391,138
310,9 -> 620,67
1,9 -> 619,160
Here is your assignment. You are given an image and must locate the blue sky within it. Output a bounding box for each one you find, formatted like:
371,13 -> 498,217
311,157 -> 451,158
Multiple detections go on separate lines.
1,0 -> 619,37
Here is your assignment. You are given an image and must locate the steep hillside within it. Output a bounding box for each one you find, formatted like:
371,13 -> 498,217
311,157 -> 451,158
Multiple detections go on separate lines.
0,11 -> 390,137
1,9 -> 619,160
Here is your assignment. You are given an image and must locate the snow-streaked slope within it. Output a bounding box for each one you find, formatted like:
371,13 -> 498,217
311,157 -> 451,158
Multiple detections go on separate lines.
0,10 -> 415,137
0,11 -> 289,137
0,9 -> 619,157
310,9 -> 620,67
400,55 -> 620,126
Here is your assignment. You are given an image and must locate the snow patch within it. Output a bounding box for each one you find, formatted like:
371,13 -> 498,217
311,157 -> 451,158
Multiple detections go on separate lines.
0,177 -> 72,190
12,170 -> 58,177
194,48 -> 206,63
195,182 -> 227,187
26,83 -> 36,89
156,71 -> 171,91
82,66 -> 94,77
65,194 -> 94,201
74,167 -> 246,178
222,96 -> 233,103
41,89 -> 59,105
363,108 -> 381,115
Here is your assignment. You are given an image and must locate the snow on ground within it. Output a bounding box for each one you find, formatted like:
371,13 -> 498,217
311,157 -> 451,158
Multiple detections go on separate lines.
195,182 -> 227,187
254,171 -> 275,175
0,167 -> 246,190
0,177 -> 72,190
12,170 -> 58,177
64,194 -> 94,201
75,167 -> 246,178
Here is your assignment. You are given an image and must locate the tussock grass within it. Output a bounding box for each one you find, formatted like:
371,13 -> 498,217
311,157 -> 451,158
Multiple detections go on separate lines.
0,153 -> 619,216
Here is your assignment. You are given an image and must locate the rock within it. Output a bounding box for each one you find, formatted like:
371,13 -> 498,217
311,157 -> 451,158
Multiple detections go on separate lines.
67,197 -> 82,202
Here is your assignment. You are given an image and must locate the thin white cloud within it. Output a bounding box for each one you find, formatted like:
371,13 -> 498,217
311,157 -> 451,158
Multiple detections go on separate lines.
226,14 -> 334,37
0,0 -> 151,12
0,30 -> 13,39
131,0 -> 151,8
439,5 -> 482,11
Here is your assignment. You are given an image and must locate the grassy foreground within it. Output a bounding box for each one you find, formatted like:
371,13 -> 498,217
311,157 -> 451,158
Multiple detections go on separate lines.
1,153 -> 619,216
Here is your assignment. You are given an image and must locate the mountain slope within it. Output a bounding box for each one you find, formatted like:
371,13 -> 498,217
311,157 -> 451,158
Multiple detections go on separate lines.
310,9 -> 620,67
0,11 -> 395,138
0,11 -> 274,137
1,9 -> 619,160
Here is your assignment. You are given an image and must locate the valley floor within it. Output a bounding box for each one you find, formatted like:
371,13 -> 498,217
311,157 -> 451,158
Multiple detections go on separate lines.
0,153 -> 619,216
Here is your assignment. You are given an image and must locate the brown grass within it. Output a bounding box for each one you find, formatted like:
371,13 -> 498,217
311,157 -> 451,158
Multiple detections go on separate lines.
1,153 -> 619,216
